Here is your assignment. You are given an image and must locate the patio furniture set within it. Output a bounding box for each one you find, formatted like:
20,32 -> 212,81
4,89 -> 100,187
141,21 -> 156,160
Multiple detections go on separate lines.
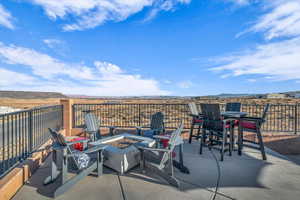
44,102 -> 270,197
189,102 -> 270,161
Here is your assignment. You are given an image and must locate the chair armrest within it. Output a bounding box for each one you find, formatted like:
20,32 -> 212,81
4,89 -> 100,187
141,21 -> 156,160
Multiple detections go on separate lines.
153,135 -> 170,140
222,118 -> 236,123
240,117 -> 264,122
83,144 -> 107,154
134,145 -> 170,153
65,139 -> 90,146
135,126 -> 147,129
189,114 -> 204,118
189,114 -> 199,118
85,130 -> 97,135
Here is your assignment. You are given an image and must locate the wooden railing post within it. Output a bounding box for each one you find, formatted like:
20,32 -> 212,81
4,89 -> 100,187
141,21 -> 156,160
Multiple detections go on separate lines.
60,99 -> 74,136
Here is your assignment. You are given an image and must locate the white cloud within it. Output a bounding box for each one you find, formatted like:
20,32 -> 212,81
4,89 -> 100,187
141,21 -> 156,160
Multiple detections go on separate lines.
92,61 -> 169,95
210,0 -> 300,83
249,0 -> 300,40
0,4 -> 14,29
144,0 -> 190,21
95,61 -> 123,75
0,42 -> 94,80
178,80 -> 193,89
43,39 -> 63,48
0,68 -> 35,87
211,37 -> 300,81
24,0 -> 191,31
0,43 -> 169,96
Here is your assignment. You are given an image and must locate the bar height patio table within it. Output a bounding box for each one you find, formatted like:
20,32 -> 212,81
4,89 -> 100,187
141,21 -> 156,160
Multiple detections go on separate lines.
221,111 -> 248,152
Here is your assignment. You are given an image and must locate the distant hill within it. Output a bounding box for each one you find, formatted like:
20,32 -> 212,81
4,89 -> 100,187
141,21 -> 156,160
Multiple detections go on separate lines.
282,91 -> 300,97
0,90 -> 67,99
67,95 -> 192,99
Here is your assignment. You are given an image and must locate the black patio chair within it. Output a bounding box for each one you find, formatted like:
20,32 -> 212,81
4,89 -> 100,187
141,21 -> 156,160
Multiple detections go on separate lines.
200,104 -> 235,161
238,104 -> 270,160
135,122 -> 184,188
188,102 -> 204,144
224,102 -> 242,129
225,102 -> 241,112
84,111 -> 116,141
136,112 -> 165,138
44,128 -> 107,197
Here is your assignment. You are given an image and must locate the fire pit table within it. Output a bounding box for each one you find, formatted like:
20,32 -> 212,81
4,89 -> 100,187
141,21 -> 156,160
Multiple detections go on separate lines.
89,133 -> 155,174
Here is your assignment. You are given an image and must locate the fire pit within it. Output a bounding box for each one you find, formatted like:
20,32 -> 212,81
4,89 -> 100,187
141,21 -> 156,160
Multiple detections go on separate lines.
89,133 -> 155,174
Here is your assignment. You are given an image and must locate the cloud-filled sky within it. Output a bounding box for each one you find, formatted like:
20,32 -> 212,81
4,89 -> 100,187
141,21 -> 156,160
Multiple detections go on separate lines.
0,0 -> 299,96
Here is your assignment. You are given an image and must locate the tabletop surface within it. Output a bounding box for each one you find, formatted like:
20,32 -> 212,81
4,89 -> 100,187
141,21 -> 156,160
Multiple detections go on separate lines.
221,111 -> 248,117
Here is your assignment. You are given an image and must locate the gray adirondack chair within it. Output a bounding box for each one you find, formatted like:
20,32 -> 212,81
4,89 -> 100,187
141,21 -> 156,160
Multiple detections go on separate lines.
136,112 -> 165,138
238,104 -> 270,160
84,111 -> 116,141
44,128 -> 107,197
135,122 -> 184,188
188,102 -> 203,143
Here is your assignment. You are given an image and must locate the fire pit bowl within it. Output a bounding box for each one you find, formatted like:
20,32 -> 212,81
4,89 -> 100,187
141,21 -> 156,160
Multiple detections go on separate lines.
89,133 -> 155,174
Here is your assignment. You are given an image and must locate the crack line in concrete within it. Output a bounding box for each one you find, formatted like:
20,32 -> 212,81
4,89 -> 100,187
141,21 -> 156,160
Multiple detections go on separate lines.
117,174 -> 127,200
176,177 -> 236,200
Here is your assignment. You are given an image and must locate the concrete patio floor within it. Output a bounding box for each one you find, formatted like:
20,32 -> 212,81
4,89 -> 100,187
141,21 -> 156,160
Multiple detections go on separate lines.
12,141 -> 300,200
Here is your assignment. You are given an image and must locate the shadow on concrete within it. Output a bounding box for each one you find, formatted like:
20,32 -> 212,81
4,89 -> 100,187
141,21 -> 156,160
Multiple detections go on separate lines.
22,156 -> 118,199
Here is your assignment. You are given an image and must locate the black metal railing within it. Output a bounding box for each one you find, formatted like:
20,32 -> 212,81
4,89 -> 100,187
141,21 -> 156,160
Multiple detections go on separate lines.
0,105 -> 63,178
73,103 -> 300,134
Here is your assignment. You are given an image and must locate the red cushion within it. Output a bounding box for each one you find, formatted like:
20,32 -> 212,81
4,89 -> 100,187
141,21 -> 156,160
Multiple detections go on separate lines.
193,119 -> 203,123
234,120 -> 239,126
160,135 -> 176,158
224,120 -> 237,128
70,137 -> 87,151
241,121 -> 257,130
224,124 -> 231,129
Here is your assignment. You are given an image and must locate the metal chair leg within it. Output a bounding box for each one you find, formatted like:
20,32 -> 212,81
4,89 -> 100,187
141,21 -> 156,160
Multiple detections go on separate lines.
196,124 -> 201,140
229,125 -> 234,156
256,129 -> 267,160
189,121 -> 194,143
221,130 -> 225,161
238,124 -> 243,156
199,129 -> 206,154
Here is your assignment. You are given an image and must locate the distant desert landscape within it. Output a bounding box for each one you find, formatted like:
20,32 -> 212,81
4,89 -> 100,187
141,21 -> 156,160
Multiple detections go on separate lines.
1,97 -> 300,110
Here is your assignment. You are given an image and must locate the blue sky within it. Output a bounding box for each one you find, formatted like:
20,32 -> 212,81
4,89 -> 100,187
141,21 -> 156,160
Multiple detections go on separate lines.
0,0 -> 299,96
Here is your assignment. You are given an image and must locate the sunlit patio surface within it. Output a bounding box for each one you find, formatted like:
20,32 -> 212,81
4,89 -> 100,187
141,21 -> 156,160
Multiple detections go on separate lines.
12,141 -> 300,200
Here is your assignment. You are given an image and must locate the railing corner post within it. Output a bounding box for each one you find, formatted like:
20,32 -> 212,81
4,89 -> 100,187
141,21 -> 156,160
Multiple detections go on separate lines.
60,99 -> 74,136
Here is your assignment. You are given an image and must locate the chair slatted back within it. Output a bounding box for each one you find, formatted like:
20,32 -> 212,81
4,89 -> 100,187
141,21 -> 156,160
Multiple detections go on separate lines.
225,103 -> 241,112
200,104 -> 223,131
188,102 -> 199,116
262,104 -> 270,121
150,112 -> 164,130
159,122 -> 184,169
48,128 -> 80,169
49,128 -> 68,146
85,112 -> 100,133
